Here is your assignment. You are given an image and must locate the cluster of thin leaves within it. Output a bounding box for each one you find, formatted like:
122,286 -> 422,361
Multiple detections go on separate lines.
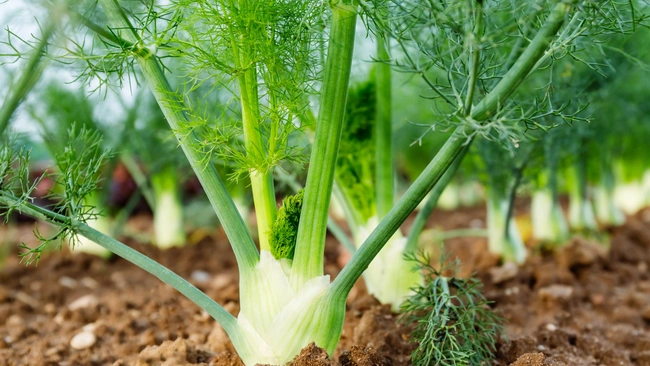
0,128 -> 110,265
361,0 -> 647,149
159,0 -> 328,180
400,251 -> 503,366
58,0 -> 181,95
44,0 -> 328,181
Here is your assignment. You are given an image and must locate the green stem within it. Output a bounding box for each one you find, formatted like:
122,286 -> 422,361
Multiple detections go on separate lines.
332,126 -> 468,297
375,34 -> 393,219
97,0 -> 259,270
405,144 -> 470,252
137,57 -> 258,268
0,192 -> 237,332
463,2 -> 482,116
120,152 -> 156,209
327,217 -> 357,254
0,21 -> 54,134
292,3 -> 358,288
504,158 -> 529,241
232,38 -> 276,252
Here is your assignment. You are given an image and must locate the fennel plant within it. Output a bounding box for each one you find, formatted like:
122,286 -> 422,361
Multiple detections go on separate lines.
0,0 -> 646,364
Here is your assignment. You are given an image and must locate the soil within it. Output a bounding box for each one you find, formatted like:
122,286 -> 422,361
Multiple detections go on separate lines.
1,207 -> 649,366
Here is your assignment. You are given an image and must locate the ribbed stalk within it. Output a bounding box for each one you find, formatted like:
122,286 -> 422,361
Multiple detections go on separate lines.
232,40 -> 276,251
292,3 -> 358,288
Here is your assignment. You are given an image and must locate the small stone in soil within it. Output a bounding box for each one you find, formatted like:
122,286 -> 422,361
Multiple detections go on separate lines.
70,331 -> 97,350
80,277 -> 100,289
538,284 -> 573,302
58,276 -> 78,288
545,323 -> 558,332
68,294 -> 99,311
191,270 -> 211,284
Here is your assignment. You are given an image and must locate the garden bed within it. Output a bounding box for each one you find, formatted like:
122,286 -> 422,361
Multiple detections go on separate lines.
1,207 -> 650,366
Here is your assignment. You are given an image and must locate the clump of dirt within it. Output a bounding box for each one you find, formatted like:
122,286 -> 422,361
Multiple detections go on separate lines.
287,343 -> 333,366
0,207 -> 649,366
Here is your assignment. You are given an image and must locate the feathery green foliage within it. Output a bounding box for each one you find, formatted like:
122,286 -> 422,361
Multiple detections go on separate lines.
400,252 -> 503,366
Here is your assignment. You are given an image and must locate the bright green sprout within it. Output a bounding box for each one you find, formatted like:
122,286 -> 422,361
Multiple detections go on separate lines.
270,189 -> 304,260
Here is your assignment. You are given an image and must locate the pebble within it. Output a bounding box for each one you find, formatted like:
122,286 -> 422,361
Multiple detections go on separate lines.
70,331 -> 96,350
538,284 -> 573,301
191,270 -> 211,284
545,323 -> 558,331
59,276 -> 78,288
68,295 -> 99,311
14,291 -> 39,308
504,286 -> 520,296
80,277 -> 100,289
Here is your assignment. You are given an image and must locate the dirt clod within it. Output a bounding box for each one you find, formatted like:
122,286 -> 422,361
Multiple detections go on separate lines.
132,338 -> 216,366
509,353 -> 545,366
288,343 -> 333,366
339,346 -> 387,366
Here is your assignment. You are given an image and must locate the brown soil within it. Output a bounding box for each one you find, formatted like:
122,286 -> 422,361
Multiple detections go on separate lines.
0,207 -> 649,366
